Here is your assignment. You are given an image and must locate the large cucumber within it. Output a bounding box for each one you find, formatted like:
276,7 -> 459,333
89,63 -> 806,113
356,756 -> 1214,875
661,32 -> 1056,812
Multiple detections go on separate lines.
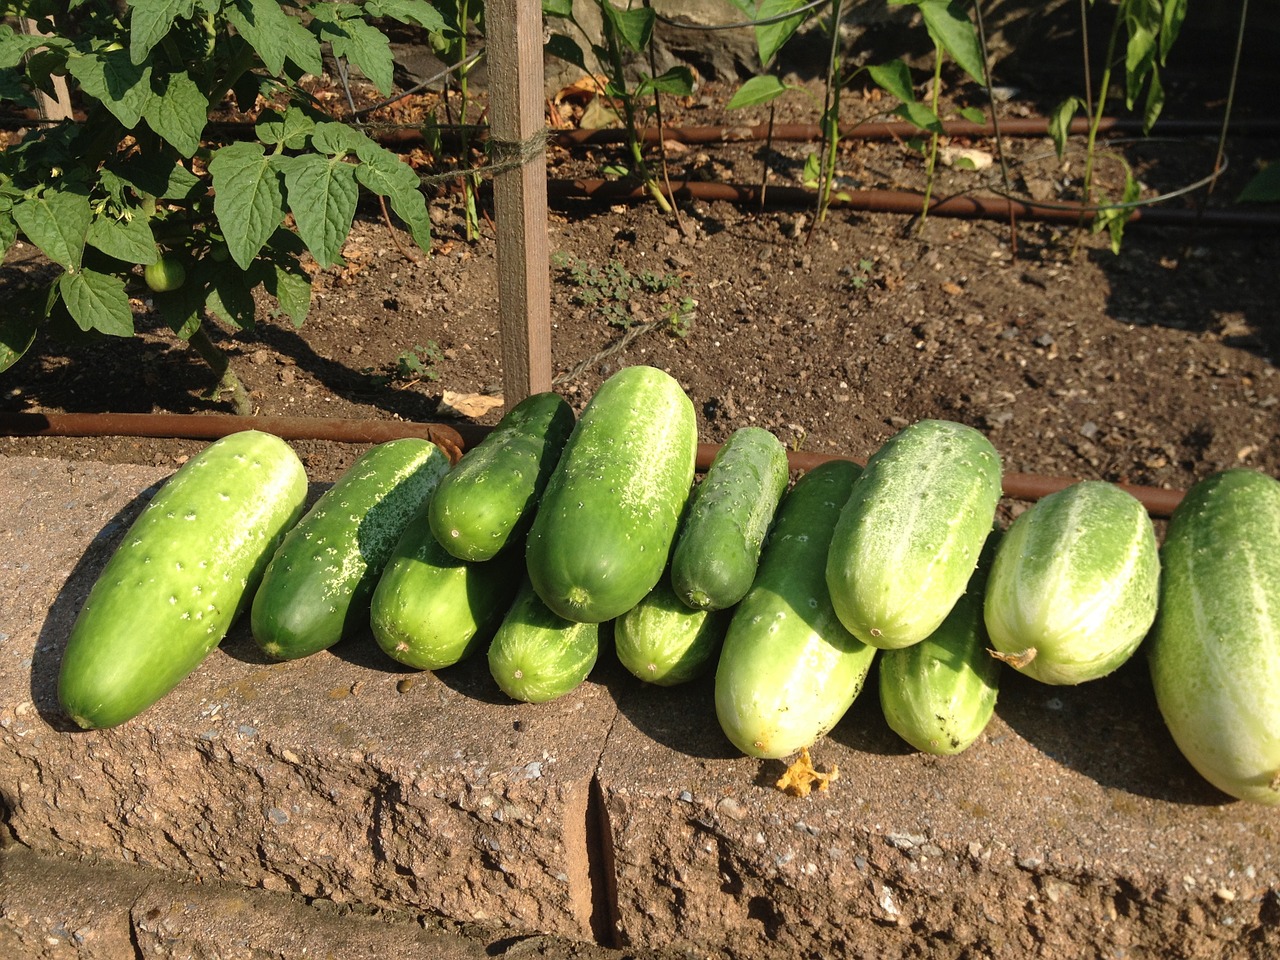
370,500 -> 525,671
670,426 -> 789,611
429,392 -> 575,562
826,419 -> 1001,650
526,365 -> 697,623
878,530 -> 1002,755
251,438 -> 451,660
615,572 -> 733,686
487,577 -> 600,703
715,460 -> 876,759
984,480 -> 1159,685
58,431 -> 308,729
1148,469 -> 1280,805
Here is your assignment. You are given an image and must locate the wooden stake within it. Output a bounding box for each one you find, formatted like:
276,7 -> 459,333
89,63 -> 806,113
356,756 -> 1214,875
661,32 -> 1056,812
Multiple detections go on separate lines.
484,0 -> 553,405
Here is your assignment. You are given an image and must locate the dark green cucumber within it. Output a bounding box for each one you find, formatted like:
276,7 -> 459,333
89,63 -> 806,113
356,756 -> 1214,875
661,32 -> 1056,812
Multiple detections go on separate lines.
429,392 -> 575,562
878,531 -> 1002,755
526,365 -> 697,623
487,577 -> 600,703
58,431 -> 308,729
826,419 -> 1002,650
615,572 -> 733,685
251,438 -> 451,660
670,426 -> 789,611
1149,469 -> 1280,805
715,460 -> 877,759
371,499 -> 525,671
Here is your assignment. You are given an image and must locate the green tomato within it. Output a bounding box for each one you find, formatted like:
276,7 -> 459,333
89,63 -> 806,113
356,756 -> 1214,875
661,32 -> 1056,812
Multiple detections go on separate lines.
144,257 -> 186,293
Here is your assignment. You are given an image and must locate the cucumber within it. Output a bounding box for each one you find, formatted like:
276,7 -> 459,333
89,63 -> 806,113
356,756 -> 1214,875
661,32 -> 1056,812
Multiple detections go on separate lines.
57,431 -> 307,729
878,530 -> 1002,755
429,392 -> 575,562
1148,469 -> 1280,805
670,426 -> 789,611
526,365 -> 697,623
251,438 -> 451,660
487,577 -> 600,703
370,500 -> 525,671
984,480 -> 1159,685
715,460 -> 877,759
826,419 -> 1002,650
615,572 -> 733,686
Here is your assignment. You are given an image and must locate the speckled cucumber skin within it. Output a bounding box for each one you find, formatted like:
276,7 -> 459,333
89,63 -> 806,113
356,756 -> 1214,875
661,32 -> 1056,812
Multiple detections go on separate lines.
526,365 -> 697,623
429,392 -> 575,562
984,480 -> 1159,685
487,577 -> 600,703
670,426 -> 789,611
1149,469 -> 1280,805
878,532 -> 1002,755
615,573 -> 733,685
715,460 -> 876,759
826,419 -> 1002,650
58,431 -> 308,729
251,438 -> 451,660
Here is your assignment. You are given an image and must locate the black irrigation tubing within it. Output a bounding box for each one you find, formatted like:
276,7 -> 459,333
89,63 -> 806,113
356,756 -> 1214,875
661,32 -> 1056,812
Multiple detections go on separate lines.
1,411 -> 1186,516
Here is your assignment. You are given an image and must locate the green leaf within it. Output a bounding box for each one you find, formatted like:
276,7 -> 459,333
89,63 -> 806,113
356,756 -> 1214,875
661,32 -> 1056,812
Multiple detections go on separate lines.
0,67 -> 36,108
1141,63 -> 1164,133
86,214 -> 158,265
112,152 -> 202,200
59,268 -> 134,336
1160,0 -> 1187,63
325,17 -> 396,96
311,121 -> 367,157
917,0 -> 985,85
959,105 -> 986,124
12,191 -> 91,269
636,66 -> 694,99
353,139 -> 431,252
1048,96 -> 1083,159
0,27 -> 53,70
601,3 -> 654,54
278,153 -> 358,269
801,151 -> 821,187
226,0 -> 293,76
208,141 -> 286,270
727,74 -> 791,110
129,0 -> 197,66
892,100 -> 943,135
257,107 -> 315,150
1239,162 -> 1280,203
543,0 -> 573,16
0,304 -> 38,373
545,33 -> 587,73
0,208 -> 16,266
250,241 -> 313,327
1125,23 -> 1156,111
151,268 -> 207,339
755,0 -> 809,66
66,50 -> 152,128
370,0 -> 446,31
206,268 -> 258,330
866,59 -> 916,105
143,70 -> 208,157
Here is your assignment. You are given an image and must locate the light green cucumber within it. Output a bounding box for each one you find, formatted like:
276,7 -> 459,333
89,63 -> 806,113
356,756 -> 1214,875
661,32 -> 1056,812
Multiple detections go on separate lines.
826,419 -> 1002,650
251,438 -> 451,660
487,577 -> 600,703
526,365 -> 697,623
429,392 -> 575,562
984,480 -> 1158,685
715,460 -> 877,759
370,500 -> 525,671
615,573 -> 733,685
670,426 -> 789,611
1149,469 -> 1280,805
58,431 -> 307,729
878,531 -> 1002,755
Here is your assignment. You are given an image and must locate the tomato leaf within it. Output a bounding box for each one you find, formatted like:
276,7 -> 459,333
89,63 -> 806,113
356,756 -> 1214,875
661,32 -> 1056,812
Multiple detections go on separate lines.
208,141 -> 286,270
279,153 -> 359,269
143,70 -> 208,157
727,74 -> 791,111
13,192 -> 91,270
86,214 -> 158,265
59,268 -> 134,336
129,0 -> 196,66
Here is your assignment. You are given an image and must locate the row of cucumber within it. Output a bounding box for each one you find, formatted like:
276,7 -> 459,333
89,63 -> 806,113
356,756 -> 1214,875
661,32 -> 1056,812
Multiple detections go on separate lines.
55,365 -> 1280,807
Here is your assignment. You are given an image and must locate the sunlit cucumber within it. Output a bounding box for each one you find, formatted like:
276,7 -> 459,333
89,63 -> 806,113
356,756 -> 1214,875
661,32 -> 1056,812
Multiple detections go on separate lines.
984,480 -> 1158,685
670,426 -> 789,611
370,500 -> 524,671
878,531 -> 1002,755
526,365 -> 697,623
58,431 -> 307,729
715,460 -> 876,759
251,438 -> 451,660
429,392 -> 575,562
1149,469 -> 1280,805
826,419 -> 1002,649
487,577 -> 600,703
615,573 -> 733,686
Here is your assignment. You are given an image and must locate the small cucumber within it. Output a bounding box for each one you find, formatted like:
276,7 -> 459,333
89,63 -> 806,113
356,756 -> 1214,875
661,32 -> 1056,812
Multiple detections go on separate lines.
370,500 -> 525,671
615,573 -> 733,686
670,426 -> 790,611
58,431 -> 307,729
251,438 -> 451,660
429,392 -> 575,562
715,460 -> 877,759
487,577 -> 600,703
878,531 -> 1002,755
984,480 -> 1159,685
1149,469 -> 1280,805
526,365 -> 697,623
826,419 -> 1002,650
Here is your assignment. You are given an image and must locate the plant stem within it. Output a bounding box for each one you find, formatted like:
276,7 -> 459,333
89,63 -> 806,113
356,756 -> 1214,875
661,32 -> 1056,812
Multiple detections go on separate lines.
812,0 -> 845,229
187,326 -> 251,415
918,44 -> 945,229
603,9 -> 672,214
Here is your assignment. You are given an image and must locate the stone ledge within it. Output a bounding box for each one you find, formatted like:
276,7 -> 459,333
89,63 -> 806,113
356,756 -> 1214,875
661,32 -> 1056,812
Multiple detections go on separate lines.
1,454 -> 1277,960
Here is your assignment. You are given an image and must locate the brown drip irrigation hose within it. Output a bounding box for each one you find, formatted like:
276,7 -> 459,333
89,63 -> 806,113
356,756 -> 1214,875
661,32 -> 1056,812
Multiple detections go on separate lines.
1,411 -> 1185,516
